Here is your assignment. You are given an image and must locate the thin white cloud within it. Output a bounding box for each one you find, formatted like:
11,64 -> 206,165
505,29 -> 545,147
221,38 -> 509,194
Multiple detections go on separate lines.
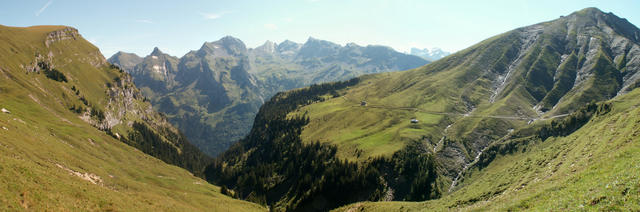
200,11 -> 230,20
35,0 -> 53,16
283,17 -> 294,23
264,23 -> 278,30
136,19 -> 154,24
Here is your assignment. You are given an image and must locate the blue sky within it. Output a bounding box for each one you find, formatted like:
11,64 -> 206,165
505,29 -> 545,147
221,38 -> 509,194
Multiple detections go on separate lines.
2,0 -> 639,58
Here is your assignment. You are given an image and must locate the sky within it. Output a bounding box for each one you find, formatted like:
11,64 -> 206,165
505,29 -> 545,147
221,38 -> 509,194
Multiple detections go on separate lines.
2,0 -> 639,58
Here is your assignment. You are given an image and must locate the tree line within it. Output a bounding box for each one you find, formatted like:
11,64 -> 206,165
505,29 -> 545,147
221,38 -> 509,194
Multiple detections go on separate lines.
38,61 -> 68,82
205,78 -> 441,211
117,121 -> 211,176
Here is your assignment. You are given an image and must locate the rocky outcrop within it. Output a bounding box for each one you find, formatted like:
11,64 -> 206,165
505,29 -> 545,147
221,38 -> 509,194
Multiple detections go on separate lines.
45,27 -> 79,47
98,73 -> 179,138
22,52 -> 54,73
253,40 -> 277,55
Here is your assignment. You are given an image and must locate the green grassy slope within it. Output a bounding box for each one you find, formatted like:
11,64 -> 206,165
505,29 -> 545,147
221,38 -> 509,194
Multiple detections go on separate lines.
289,33 -> 529,162
206,79 -> 441,211
0,25 -> 264,211
207,7 -> 639,211
334,88 -> 640,211
290,72 -> 452,160
269,7 -> 640,210
0,96 -> 264,211
290,8 -> 640,171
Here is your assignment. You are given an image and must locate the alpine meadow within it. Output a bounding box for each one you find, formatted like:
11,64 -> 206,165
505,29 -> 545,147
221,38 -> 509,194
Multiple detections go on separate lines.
1,1 -> 640,211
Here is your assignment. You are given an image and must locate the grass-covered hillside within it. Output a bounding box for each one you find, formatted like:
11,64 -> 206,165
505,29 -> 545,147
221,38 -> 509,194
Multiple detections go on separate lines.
335,86 -> 640,211
210,7 -> 640,211
291,7 -> 640,176
0,25 -> 264,211
206,80 -> 441,211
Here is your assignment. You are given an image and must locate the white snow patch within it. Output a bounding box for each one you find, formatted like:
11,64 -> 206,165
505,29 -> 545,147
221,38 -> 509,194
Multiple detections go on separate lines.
151,56 -> 158,59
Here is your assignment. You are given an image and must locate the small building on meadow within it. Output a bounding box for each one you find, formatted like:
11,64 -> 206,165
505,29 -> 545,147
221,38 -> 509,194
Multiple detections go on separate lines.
361,101 -> 367,106
411,119 -> 419,123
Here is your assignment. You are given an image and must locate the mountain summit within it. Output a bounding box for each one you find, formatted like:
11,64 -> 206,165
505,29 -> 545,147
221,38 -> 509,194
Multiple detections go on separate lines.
150,47 -> 164,56
197,35 -> 248,57
253,40 -> 277,54
109,51 -> 142,71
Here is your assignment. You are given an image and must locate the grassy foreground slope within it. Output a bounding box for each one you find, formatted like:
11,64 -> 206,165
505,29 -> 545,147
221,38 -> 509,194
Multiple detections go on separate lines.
335,89 -> 640,211
0,25 -> 264,211
0,99 -> 263,211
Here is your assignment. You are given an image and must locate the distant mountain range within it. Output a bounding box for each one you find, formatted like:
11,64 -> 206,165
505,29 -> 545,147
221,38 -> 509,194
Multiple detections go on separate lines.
409,47 -> 451,61
109,38 -> 428,156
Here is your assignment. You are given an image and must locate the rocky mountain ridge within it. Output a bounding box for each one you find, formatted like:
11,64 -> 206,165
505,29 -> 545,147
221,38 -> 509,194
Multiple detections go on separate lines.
109,37 -> 429,156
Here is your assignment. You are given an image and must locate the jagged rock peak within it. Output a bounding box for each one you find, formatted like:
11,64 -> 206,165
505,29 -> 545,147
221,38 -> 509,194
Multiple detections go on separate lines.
255,40 -> 277,54
150,47 -> 164,56
564,7 -> 640,43
216,36 -> 247,50
570,7 -> 605,16
219,35 -> 244,45
276,40 -> 301,53
563,7 -> 614,23
298,37 -> 342,58
198,36 -> 248,56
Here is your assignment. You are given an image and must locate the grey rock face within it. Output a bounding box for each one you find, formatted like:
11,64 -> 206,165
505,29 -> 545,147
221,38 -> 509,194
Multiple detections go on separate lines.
110,36 -> 429,156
